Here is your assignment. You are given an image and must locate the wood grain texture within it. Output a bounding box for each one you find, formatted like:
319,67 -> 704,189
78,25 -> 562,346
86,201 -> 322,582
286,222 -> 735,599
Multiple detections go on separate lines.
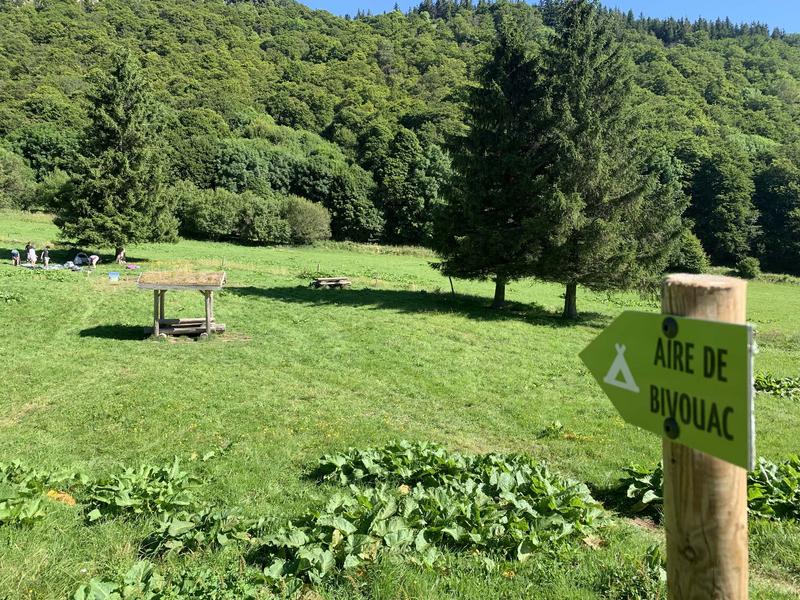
661,273 -> 748,600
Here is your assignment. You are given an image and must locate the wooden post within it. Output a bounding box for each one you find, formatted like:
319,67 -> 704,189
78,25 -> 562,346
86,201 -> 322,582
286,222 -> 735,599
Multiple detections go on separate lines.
159,290 -> 166,321
661,274 -> 748,600
203,291 -> 212,336
209,291 -> 214,321
153,290 -> 160,337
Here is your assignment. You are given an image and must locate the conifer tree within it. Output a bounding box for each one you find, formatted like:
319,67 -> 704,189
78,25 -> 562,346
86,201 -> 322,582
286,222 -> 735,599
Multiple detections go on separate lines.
532,0 -> 684,318
432,8 -> 546,308
55,51 -> 177,251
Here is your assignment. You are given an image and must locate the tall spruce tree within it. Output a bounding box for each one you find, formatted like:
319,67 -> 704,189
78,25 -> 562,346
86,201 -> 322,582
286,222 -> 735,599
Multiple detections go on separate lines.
432,7 -> 548,308
532,0 -> 684,318
55,51 -> 177,251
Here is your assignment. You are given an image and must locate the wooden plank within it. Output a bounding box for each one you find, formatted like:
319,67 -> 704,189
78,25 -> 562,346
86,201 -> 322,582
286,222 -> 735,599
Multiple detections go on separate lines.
159,318 -> 208,325
159,324 -> 225,336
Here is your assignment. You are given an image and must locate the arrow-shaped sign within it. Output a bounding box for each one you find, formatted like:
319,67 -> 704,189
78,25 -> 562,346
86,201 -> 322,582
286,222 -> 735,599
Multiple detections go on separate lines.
580,311 -> 754,469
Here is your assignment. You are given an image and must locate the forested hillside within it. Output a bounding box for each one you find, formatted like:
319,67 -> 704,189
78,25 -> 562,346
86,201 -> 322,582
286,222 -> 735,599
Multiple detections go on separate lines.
1,0 -> 799,273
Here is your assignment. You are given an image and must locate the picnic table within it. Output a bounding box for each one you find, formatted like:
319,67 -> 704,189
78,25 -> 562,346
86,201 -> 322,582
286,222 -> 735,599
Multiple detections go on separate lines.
310,277 -> 351,289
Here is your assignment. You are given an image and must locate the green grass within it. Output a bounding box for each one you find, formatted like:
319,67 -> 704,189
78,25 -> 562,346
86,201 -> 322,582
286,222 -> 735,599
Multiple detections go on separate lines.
0,209 -> 798,599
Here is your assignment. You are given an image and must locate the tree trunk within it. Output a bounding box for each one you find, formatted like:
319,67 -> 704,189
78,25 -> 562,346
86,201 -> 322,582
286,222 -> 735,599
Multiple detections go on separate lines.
492,276 -> 506,309
563,282 -> 578,319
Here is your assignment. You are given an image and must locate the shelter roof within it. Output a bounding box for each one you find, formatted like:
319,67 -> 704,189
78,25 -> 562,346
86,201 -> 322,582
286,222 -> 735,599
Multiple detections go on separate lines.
137,271 -> 226,291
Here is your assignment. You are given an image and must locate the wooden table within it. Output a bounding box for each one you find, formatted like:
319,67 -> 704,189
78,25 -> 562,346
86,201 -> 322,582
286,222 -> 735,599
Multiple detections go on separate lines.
310,277 -> 351,289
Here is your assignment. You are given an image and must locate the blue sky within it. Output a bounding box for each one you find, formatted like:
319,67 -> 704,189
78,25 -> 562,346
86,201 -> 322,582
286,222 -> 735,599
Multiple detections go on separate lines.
302,0 -> 800,33
608,1 -> 799,32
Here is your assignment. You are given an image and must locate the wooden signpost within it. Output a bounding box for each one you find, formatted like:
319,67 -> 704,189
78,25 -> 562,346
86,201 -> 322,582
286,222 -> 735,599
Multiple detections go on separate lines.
581,274 -> 752,599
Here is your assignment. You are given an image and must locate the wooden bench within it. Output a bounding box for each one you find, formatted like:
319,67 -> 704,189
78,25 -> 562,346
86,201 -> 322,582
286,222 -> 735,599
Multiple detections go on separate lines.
311,277 -> 351,289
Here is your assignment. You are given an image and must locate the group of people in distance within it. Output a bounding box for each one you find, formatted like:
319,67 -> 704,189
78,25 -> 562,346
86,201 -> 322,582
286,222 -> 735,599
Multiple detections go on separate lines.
9,243 -> 99,268
10,242 -> 51,267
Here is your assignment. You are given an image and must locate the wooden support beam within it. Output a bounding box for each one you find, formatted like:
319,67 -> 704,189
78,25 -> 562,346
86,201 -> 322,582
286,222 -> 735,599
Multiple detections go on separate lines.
153,290 -> 160,337
159,290 -> 166,321
204,291 -> 212,336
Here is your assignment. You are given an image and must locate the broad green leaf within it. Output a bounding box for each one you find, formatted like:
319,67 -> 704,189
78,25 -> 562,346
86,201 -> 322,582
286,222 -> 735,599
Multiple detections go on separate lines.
122,561 -> 152,586
167,519 -> 195,537
87,509 -> 103,522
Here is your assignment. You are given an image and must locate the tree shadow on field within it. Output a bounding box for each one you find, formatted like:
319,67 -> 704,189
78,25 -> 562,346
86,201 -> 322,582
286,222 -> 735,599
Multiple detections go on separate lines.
79,324 -> 150,340
227,285 -> 609,329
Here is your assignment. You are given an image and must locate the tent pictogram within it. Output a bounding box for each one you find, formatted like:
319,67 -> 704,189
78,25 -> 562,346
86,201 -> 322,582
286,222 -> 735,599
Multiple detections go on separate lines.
603,343 -> 639,392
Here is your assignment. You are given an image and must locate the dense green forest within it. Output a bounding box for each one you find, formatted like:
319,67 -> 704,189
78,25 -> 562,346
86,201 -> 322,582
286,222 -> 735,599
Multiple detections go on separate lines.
1,0 -> 799,274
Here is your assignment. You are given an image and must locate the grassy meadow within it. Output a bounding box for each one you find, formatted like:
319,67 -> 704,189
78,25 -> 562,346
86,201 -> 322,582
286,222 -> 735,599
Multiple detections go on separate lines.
0,210 -> 798,599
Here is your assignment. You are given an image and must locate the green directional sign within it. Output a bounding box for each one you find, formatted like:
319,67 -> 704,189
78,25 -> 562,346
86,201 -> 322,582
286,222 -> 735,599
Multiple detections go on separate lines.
580,311 -> 754,469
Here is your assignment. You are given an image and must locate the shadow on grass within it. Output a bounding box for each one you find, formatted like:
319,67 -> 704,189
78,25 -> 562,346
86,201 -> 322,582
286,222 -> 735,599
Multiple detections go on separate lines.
587,481 -> 663,525
227,285 -> 609,329
79,324 -> 150,341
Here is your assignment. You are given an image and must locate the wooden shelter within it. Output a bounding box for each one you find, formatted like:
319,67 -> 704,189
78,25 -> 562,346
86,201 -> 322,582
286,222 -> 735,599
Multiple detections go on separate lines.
137,271 -> 226,337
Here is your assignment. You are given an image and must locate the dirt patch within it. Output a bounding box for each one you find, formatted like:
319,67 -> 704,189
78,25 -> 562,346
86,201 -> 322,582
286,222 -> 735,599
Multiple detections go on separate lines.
629,516 -> 661,533
0,402 -> 40,427
217,332 -> 253,343
46,490 -> 77,506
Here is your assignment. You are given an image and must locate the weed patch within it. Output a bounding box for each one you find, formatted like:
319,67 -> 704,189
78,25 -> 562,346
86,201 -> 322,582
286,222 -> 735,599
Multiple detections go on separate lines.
0,461 -> 85,526
84,459 -> 199,522
73,560 -> 266,600
57,443 -> 605,596
612,456 -> 800,522
755,373 -> 800,399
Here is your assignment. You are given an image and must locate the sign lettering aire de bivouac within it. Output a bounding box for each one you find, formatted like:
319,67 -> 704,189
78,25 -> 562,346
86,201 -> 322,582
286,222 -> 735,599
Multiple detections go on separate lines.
580,311 -> 754,469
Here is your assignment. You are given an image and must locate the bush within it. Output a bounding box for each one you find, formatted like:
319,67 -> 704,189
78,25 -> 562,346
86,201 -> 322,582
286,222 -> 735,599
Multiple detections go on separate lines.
174,182 -> 292,245
238,192 -> 291,244
735,256 -> 761,279
175,183 -> 242,241
666,230 -> 711,274
209,135 -> 383,242
0,147 -> 36,209
34,168 -> 70,211
282,195 -> 331,244
294,155 -> 383,241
